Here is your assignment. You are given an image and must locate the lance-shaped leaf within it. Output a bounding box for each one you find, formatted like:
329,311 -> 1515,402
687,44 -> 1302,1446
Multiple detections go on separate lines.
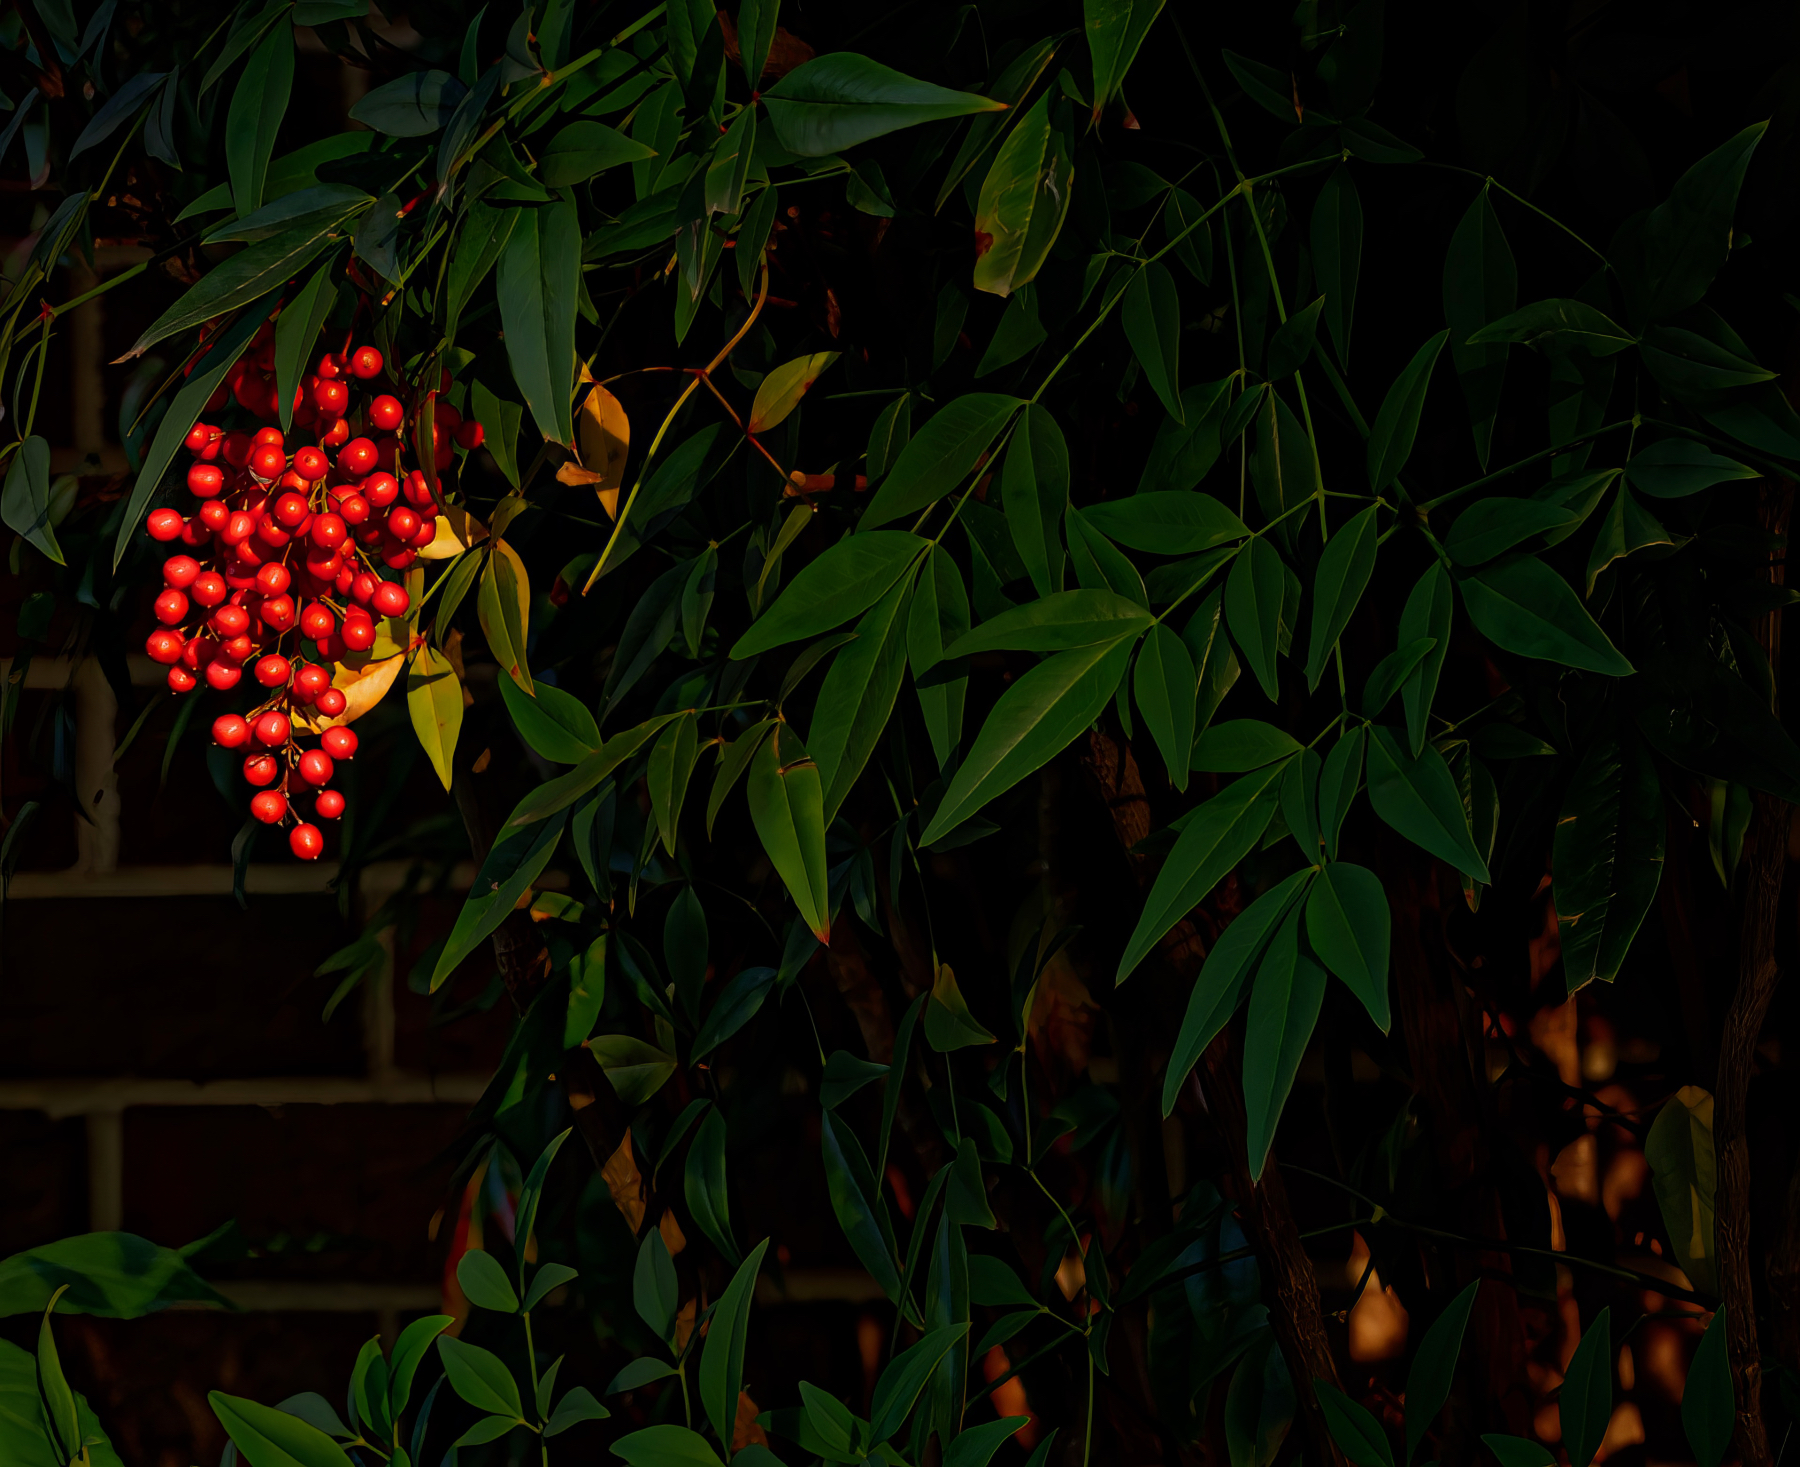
921,636 -> 1134,846
590,1034 -> 677,1107
1082,492 -> 1247,555
1,438 -> 58,566
1366,727 -> 1488,882
1554,728 -> 1664,991
1560,1308 -> 1612,1467
648,712 -> 701,855
1242,916 -> 1326,1180
430,811 -> 567,990
1226,537 -> 1285,701
1683,1306 -> 1733,1467
1626,437 -> 1757,498
762,53 -> 1004,156
1194,719 -> 1303,773
477,540 -> 534,692
747,723 -> 831,941
733,530 -> 925,658
1397,562 -> 1452,756
811,572 -> 913,822
1119,761 -> 1286,982
407,644 -> 463,791
821,1110 -> 905,1307
1135,623 -> 1197,791
613,1425 -> 727,1467
749,352 -> 839,434
944,589 -> 1151,658
1443,186 -> 1516,468
861,394 -> 1020,528
1459,555 -> 1633,676
1251,391 -> 1318,536
538,120 -> 657,186
1403,1279 -> 1480,1465
1468,299 -> 1634,356
1645,1085 -> 1717,1296
925,962 -> 996,1050
1304,863 -> 1391,1031
870,1323 -> 968,1444
211,1391 -> 357,1467
1315,1381 -> 1395,1467
909,544 -> 971,769
1122,263 -> 1185,422
1304,504 -> 1379,690
226,25 -> 294,214
500,676 -> 599,764
699,1239 -> 770,1447
1087,0 -> 1167,119
1312,165 -> 1362,367
684,1105 -> 737,1263
973,93 -> 1073,298
1224,1332 -> 1296,1467
1002,402 -> 1068,598
496,201 -> 580,447
1446,498 -> 1582,568
1368,330 -> 1449,491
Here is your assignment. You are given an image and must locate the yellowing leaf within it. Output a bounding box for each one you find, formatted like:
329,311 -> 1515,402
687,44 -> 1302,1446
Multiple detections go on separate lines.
407,643 -> 464,790
924,962 -> 996,1050
557,384 -> 630,519
297,650 -> 407,732
477,539 -> 533,694
749,352 -> 839,434
419,504 -> 490,560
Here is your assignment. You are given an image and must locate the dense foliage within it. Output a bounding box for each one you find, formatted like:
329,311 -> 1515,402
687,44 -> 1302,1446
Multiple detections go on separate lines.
5,0 -> 1800,1464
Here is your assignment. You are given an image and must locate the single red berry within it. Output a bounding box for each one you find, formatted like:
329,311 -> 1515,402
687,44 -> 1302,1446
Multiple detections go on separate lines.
273,491 -> 310,528
298,748 -> 335,786
188,463 -> 224,497
300,603 -> 336,639
289,822 -> 325,860
221,431 -> 252,469
455,420 -> 485,450
254,654 -> 291,688
249,444 -> 286,480
211,604 -> 250,638
293,446 -> 328,481
338,437 -> 378,476
252,425 -> 284,447
304,548 -> 344,582
254,710 -> 291,747
315,687 -> 348,717
154,588 -> 189,625
184,423 -> 215,454
222,511 -> 256,547
316,352 -> 342,380
221,633 -> 255,663
319,416 -> 350,448
371,581 -> 411,618
191,572 -> 228,608
145,629 -> 184,664
381,547 -> 417,570
294,663 -> 332,698
369,395 -> 404,431
402,470 -> 434,507
213,714 -> 251,747
167,665 -> 197,693
385,505 -> 420,542
260,595 -> 298,632
333,565 -> 357,596
255,563 -> 292,596
251,790 -> 288,824
243,753 -> 279,786
179,518 -> 213,549
204,660 -> 242,691
311,513 -> 347,549
350,572 -> 378,604
313,378 -> 350,416
314,789 -> 346,819
147,508 -> 185,542
340,616 -> 375,651
198,499 -> 230,532
350,345 -> 383,379
163,555 -> 201,588
361,472 -> 399,508
321,726 -> 358,760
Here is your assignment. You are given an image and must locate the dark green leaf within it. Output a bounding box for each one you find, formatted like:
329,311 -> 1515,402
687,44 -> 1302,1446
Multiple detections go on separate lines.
1460,556 -> 1633,676
762,53 -> 1004,156
820,1050 -> 888,1109
539,120 -> 656,187
1088,0 -> 1167,117
69,70 -> 166,161
1481,1436 -> 1555,1467
909,544 -> 971,768
1,439 -> 58,566
1221,49 -> 1296,122
1251,391 -> 1318,535
699,1240 -> 769,1447
226,27 -> 294,214
1193,719 -> 1302,773
350,70 -> 468,136
811,572 -> 913,822
1242,916 -> 1326,1179
497,202 -> 580,447
1626,437 -> 1757,498
870,1323 -> 967,1444
1446,498 -> 1582,567
944,590 -> 1152,657
499,675 -> 600,764
1135,623 -> 1197,791
1122,263 -> 1184,422
1083,491 -> 1247,555
1559,1308 -> 1611,1467
429,811 -> 567,990
1225,538 -> 1285,700
1304,505 -> 1379,689
211,1391 -> 357,1467
972,94 -> 1074,299
1315,1380 -> 1395,1467
1002,403 -> 1068,597
1640,323 -> 1776,396
1682,1307 -> 1733,1467
1305,863 -> 1390,1031
436,1336 -> 523,1420
1224,1332 -> 1296,1467
820,1110 -> 904,1304
1362,637 -> 1435,718
1468,300 -> 1633,356
589,1035 -> 677,1107
1065,508 -> 1147,606
1443,187 -> 1517,469
545,1386 -> 609,1436
456,1250 -> 519,1313
1403,1280 -> 1480,1465
1645,1086 -> 1717,1297
691,967 -> 777,1061
1268,296 -> 1325,380
1366,727 -> 1489,882
1397,563 -> 1452,756
861,395 -> 1020,528
747,723 -> 831,941
734,531 -> 925,658
684,1106 -> 737,1264
1368,330 -> 1449,491
634,1229 -> 679,1344
612,1424 -> 726,1467
1554,728 -> 1664,991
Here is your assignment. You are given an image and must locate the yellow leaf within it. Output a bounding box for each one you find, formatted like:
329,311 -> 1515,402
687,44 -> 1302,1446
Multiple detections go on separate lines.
419,504 -> 491,560
556,384 -> 630,506
748,352 -> 839,434
476,539 -> 533,694
406,643 -> 463,790
296,650 -> 407,732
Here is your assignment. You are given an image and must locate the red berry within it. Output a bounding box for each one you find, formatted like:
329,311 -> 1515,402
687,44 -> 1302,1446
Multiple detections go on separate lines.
298,749 -> 335,786
313,378 -> 349,416
338,492 -> 371,525
243,753 -> 278,786
361,472 -> 399,508
338,437 -> 378,477
167,665 -> 197,693
350,573 -> 378,605
295,663 -> 332,697
315,687 -> 348,717
320,416 -> 350,448
272,491 -> 308,528
184,423 -> 215,454
341,616 -> 375,651
455,420 -> 485,450
145,629 -> 184,664
385,506 -> 420,541
293,446 -> 328,481
371,581 -> 410,618
302,607 -> 336,643
163,555 -> 200,588
381,547 -> 417,571
255,563 -> 292,596
221,431 -> 252,468
187,463 -> 224,497
316,352 -> 343,380
289,823 -> 325,860
260,595 -> 297,632
252,425 -> 284,446
211,604 -> 250,638
254,710 -> 291,747
213,714 -> 251,747
254,654 -> 291,688
221,633 -> 255,663
148,507 -> 185,541
314,789 -> 346,819
250,444 -> 286,480
350,345 -> 383,379
154,588 -> 189,625
205,660 -> 243,691
322,726 -> 358,760
192,572 -> 228,608
369,395 -> 404,431
251,790 -> 288,824
311,513 -> 347,549
402,470 -> 434,507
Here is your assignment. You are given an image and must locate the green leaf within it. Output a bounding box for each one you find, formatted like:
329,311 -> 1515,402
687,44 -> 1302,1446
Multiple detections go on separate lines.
861,394 -> 1020,529
1312,165 -> 1362,367
500,674 -> 600,765
1480,1436 -> 1555,1467
1001,403 -> 1068,598
1639,323 -> 1776,395
1083,492 -> 1248,555
1134,623 -> 1197,791
820,1050 -> 888,1109
870,1324 -> 968,1444
820,1110 -> 905,1305
350,70 -> 468,136
456,1250 -> 519,1313
925,962 -> 997,1050
1193,719 -> 1302,773
1160,869 -> 1311,1114
1362,638 -> 1436,718
210,1391 -> 358,1467
945,589 -> 1151,657
1403,1280 -> 1479,1465
0,1233 -> 228,1319
1224,1332 -> 1296,1467
1645,1086 -> 1717,1296
1443,186 -> 1517,468
429,810 -> 566,991
1119,762 -> 1286,982
1122,263 -> 1184,422
545,1386 -> 610,1436
388,1315 -> 453,1419
749,352 -> 839,434
1366,727 -> 1489,882
1559,1307 -> 1611,1467
1554,729 -> 1664,991
972,94 -> 1074,298
736,0 -> 779,88
407,645 -> 464,792
733,531 -> 925,658
497,202 -> 580,447
1304,504 -> 1379,690
1184,586 -> 1242,734
1242,916 -> 1327,1179
1368,330 -> 1449,491
1251,391 -> 1319,540
1315,1380 -> 1395,1467
505,720 -> 671,830
944,1417 -> 1033,1467
762,53 -> 1004,156
648,714 -> 701,856
920,636 -> 1134,845
708,721 -> 774,836
539,121 -> 656,187
448,206 -> 521,339
272,262 -> 337,434
1460,556 -> 1633,676
1087,0 -> 1167,118
1305,863 -> 1390,1031
590,1034 -> 677,1106
699,1239 -> 770,1448
1445,498 -> 1581,567
1467,299 -> 1633,356
1318,727 -> 1364,860
747,723 -> 831,941
684,1105 -> 738,1264
1268,296 -> 1325,380
1626,438 -> 1757,498
612,1424 -> 727,1467
664,882 -> 708,1020
1065,508 -> 1147,606
1397,563 -> 1452,757
564,933 -> 607,1048
1682,1306 -> 1733,1467
479,539 -> 534,693
810,572 -> 914,822
907,547 -> 971,770
1,438 -> 58,566
1225,538 -> 1285,700
634,1228 -> 679,1344
226,25 -> 295,214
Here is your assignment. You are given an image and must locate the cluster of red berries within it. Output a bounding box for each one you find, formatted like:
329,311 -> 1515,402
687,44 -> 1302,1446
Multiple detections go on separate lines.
140,333 -> 483,859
